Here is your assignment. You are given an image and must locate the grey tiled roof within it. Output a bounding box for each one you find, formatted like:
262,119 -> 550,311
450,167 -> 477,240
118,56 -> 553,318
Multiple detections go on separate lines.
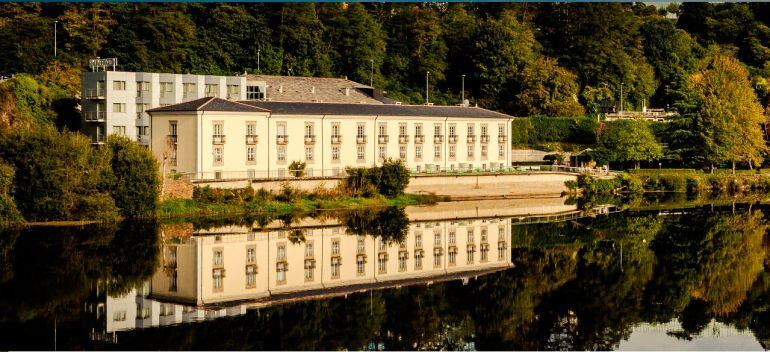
244,74 -> 384,104
238,101 -> 514,119
146,97 -> 270,113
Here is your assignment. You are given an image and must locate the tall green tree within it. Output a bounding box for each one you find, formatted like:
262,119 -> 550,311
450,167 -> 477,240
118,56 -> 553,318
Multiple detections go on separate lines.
514,57 -> 585,117
598,119 -> 663,169
320,3 -> 386,85
105,136 -> 160,218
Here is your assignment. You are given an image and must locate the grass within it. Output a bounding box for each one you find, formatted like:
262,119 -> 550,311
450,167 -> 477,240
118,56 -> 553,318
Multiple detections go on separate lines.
159,193 -> 445,219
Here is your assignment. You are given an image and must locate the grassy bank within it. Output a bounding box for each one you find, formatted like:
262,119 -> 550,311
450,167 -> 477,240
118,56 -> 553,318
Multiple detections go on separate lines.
159,192 -> 444,218
568,169 -> 770,195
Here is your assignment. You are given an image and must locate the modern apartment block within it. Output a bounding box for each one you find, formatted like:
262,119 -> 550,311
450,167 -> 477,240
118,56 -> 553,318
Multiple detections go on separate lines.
147,97 -> 513,178
80,70 -> 386,146
150,217 -> 512,306
80,71 -> 261,145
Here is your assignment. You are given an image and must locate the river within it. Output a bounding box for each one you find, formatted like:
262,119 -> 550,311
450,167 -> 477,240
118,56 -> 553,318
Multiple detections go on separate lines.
1,198 -> 769,350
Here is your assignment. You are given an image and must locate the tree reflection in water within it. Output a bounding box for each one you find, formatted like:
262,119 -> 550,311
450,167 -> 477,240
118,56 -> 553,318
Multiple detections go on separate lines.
4,205 -> 770,350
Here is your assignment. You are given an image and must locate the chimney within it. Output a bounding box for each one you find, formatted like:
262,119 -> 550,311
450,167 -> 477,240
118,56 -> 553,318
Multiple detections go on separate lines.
279,85 -> 283,94
344,88 -> 350,96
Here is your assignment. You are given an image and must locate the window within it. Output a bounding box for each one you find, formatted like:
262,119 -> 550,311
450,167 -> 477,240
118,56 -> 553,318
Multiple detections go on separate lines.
434,145 -> 441,158
415,233 -> 422,248
213,122 -> 224,137
357,238 -> 365,252
205,84 -> 219,97
332,146 -> 340,161
399,124 -> 407,137
481,228 -> 488,242
247,122 -> 257,136
415,124 -> 423,136
449,231 -> 456,245
113,126 -> 126,136
247,85 -> 264,100
247,146 -> 255,163
434,124 -> 441,136
467,229 -> 474,243
449,125 -> 456,138
160,82 -> 173,98
246,265 -> 256,288
113,80 -> 126,90
399,146 -> 407,160
276,262 -> 287,284
331,240 -> 340,255
277,245 -> 286,260
434,233 -> 441,246
449,145 -> 456,158
481,244 -> 489,262
332,123 -> 340,137
498,241 -> 506,259
227,84 -> 240,98
357,124 -> 365,138
160,304 -> 175,317
357,255 -> 366,274
378,123 -> 387,137
247,247 -> 255,263
304,260 -> 314,280
499,145 -> 505,158
169,121 -> 178,136
277,146 -> 286,162
213,268 -> 224,290
467,124 -> 474,136
213,249 -> 223,266
467,245 -> 475,263
498,124 -> 506,137
113,310 -> 127,322
379,146 -> 386,160
136,103 -> 149,117
415,145 -> 423,159
213,147 -> 223,163
398,251 -> 407,271
357,145 -> 365,161
304,123 -> 314,138
136,81 -> 149,97
378,253 -> 387,273
481,145 -> 488,158
434,248 -> 442,267
183,83 -> 197,98
331,257 -> 341,278
305,147 -> 314,161
449,247 -> 457,265
415,250 -> 423,269
481,125 -> 488,137
467,146 -> 474,158
112,103 -> 126,112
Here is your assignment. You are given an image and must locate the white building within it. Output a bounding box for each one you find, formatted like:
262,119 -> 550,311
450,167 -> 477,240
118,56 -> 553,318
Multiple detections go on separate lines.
147,98 -> 514,178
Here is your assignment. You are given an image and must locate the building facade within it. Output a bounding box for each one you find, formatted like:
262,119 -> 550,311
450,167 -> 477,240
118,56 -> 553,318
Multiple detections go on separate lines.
148,98 -> 514,178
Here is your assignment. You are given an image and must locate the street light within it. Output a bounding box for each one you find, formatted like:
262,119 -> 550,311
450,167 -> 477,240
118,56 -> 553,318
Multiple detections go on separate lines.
370,59 -> 374,87
54,20 -> 58,57
461,74 -> 466,106
425,71 -> 430,105
257,49 -> 261,74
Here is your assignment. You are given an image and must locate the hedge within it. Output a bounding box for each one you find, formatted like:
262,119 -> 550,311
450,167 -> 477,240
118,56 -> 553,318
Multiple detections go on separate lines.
510,116 -> 597,146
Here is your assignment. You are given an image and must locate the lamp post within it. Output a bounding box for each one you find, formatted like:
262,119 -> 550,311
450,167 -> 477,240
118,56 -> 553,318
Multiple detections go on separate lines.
54,20 -> 58,57
370,59 -> 374,87
461,74 -> 465,105
425,71 -> 430,105
257,49 -> 261,74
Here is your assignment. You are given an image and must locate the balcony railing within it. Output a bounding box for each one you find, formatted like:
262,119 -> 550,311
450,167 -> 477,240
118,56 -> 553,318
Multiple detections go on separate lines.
136,90 -> 150,98
498,135 -> 507,143
357,135 -> 368,144
434,135 -> 444,143
480,135 -> 489,144
276,135 -> 289,145
398,135 -> 409,144
304,135 -> 316,145
414,135 -> 425,144
448,135 -> 458,144
85,88 -> 105,99
137,134 -> 150,145
467,135 -> 476,144
331,135 -> 343,144
212,135 -> 226,144
246,135 -> 258,144
378,135 -> 389,144
83,111 -> 106,122
167,135 -> 178,144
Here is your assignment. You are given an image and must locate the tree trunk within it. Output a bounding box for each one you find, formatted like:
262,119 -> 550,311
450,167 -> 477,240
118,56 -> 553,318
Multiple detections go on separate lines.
710,164 -> 714,174
749,159 -> 754,170
635,161 -> 640,170
732,161 -> 736,176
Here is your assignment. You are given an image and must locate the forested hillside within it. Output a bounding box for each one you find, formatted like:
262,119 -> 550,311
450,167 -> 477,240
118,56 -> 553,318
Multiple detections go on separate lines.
2,2 -> 770,117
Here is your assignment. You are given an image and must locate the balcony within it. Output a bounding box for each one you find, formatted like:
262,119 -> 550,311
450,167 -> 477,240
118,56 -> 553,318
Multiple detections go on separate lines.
331,135 -> 343,144
84,111 -> 106,122
304,135 -> 316,145
136,90 -> 150,98
448,135 -> 458,144
212,135 -> 226,144
246,135 -> 258,144
480,135 -> 489,144
356,135 -> 368,144
434,135 -> 444,144
467,135 -> 476,144
276,135 -> 289,145
498,135 -> 507,143
398,135 -> 409,144
85,88 -> 105,99
167,135 -> 178,144
137,134 -> 150,146
414,135 -> 424,144
378,135 -> 389,144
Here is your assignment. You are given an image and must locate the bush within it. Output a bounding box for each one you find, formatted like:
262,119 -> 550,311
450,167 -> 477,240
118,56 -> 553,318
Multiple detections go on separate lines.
289,160 -> 306,178
0,126 -> 118,221
510,116 -> 597,146
342,159 -> 410,197
106,136 -> 161,218
0,162 -> 22,225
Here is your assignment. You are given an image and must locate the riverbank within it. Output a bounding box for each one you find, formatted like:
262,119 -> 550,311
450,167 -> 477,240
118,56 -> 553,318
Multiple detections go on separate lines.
158,192 -> 445,219
568,169 -> 770,195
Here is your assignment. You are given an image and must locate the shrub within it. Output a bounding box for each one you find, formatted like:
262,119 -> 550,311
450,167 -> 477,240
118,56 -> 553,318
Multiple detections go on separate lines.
0,162 -> 22,225
289,160 -> 306,178
510,116 -> 597,146
342,160 -> 410,198
106,136 -> 161,218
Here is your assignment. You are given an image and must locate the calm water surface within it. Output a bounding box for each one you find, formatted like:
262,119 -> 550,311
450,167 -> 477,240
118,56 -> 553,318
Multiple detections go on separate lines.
2,201 -> 770,350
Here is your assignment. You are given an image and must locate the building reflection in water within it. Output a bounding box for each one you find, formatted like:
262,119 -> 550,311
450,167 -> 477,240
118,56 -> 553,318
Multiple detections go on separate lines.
93,214 -> 517,336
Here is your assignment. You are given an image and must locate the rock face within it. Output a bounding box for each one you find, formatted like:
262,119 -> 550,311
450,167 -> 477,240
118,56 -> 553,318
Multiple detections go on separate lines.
162,178 -> 193,200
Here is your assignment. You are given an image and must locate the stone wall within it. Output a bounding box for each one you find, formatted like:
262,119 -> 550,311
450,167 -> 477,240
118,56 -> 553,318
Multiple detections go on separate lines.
162,178 -> 194,200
